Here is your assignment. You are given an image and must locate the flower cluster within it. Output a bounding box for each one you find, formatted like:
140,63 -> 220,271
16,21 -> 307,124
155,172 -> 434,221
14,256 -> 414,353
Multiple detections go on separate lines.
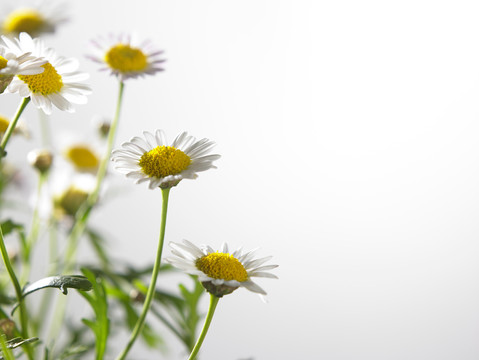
0,3 -> 278,360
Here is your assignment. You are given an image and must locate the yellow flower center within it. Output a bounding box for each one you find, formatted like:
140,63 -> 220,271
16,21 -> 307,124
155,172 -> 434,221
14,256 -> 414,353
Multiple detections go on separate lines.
139,146 -> 191,178
0,56 -> 8,70
104,44 -> 148,73
3,8 -> 45,35
196,253 -> 248,282
17,62 -> 63,95
65,145 -> 99,169
0,116 -> 10,133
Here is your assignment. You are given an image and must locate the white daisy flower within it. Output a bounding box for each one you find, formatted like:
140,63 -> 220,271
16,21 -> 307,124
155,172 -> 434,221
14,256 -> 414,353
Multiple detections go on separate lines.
111,130 -> 220,189
63,143 -> 100,172
88,33 -> 165,81
0,44 -> 46,76
1,1 -> 68,37
3,32 -> 91,115
166,240 -> 278,297
0,35 -> 46,92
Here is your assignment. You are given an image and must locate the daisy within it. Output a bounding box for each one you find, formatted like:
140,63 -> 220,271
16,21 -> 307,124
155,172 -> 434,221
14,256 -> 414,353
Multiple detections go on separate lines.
52,173 -> 96,219
88,33 -> 165,81
63,144 -> 100,172
0,37 -> 46,92
111,130 -> 220,189
1,1 -> 68,37
167,240 -> 278,297
0,42 -> 46,76
0,114 -> 29,138
3,32 -> 91,115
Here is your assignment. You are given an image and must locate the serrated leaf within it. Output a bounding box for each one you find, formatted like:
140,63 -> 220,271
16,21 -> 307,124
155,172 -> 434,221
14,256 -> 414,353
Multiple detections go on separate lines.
79,268 -> 109,360
0,220 -> 25,237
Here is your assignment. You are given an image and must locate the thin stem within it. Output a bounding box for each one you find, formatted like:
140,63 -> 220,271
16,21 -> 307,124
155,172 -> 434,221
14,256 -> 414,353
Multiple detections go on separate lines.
0,225 -> 33,359
115,187 -> 171,360
64,81 -> 125,271
187,294 -> 220,360
21,172 -> 47,283
0,97 -> 30,157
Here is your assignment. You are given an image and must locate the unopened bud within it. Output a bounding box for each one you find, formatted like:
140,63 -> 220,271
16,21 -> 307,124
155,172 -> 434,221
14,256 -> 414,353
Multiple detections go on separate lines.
129,289 -> 146,303
0,319 -> 15,339
28,149 -> 53,174
92,116 -> 111,138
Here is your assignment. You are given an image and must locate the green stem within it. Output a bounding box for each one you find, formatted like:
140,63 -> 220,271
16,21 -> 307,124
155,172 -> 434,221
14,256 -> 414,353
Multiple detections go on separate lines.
64,81 -> 125,271
115,187 -> 171,360
0,225 -> 33,359
187,294 -> 220,360
21,172 -> 47,283
0,97 -> 30,157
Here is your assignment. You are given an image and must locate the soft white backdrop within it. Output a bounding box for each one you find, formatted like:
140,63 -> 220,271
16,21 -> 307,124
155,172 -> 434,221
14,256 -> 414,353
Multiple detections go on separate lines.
3,0 -> 479,359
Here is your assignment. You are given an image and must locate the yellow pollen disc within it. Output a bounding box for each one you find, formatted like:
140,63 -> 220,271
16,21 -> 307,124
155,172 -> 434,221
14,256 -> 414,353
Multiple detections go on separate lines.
18,62 -> 63,95
196,253 -> 248,282
0,116 -> 10,132
65,145 -> 99,169
3,8 -> 45,35
139,146 -> 191,178
0,56 -> 8,70
104,44 -> 148,73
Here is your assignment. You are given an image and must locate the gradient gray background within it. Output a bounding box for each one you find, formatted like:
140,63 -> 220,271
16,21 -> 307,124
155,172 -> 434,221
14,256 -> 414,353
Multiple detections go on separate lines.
3,0 -> 479,359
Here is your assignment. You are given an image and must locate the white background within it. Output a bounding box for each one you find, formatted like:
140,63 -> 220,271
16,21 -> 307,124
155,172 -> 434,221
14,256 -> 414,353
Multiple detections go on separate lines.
3,0 -> 479,359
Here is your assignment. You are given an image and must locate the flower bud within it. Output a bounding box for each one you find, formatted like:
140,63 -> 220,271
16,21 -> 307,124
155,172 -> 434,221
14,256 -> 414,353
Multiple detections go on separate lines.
0,318 -> 15,339
28,149 -> 53,174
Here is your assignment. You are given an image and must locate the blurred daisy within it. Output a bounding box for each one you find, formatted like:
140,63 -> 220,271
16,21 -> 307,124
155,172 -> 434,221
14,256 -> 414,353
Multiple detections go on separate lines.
4,32 -> 91,114
111,130 -> 220,189
52,173 -> 95,219
0,114 -> 29,138
88,33 -> 165,81
167,240 -> 278,297
63,144 -> 100,172
1,1 -> 68,37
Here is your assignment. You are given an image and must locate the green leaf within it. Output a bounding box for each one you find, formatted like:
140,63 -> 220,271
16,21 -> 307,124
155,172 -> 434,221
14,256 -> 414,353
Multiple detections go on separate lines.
0,220 -> 26,253
79,268 -> 109,360
0,220 -> 25,238
0,336 -> 39,360
11,275 -> 93,315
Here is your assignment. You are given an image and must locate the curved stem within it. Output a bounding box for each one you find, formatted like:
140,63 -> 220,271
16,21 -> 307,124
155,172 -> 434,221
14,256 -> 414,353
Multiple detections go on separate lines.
115,187 -> 171,360
64,81 -> 125,271
0,97 -> 30,157
187,294 -> 220,360
0,226 -> 32,359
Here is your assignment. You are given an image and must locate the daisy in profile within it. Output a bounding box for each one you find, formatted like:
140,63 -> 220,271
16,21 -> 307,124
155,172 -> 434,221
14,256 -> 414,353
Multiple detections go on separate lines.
111,129 -> 220,189
166,240 -> 278,360
167,240 -> 278,297
1,1 -> 68,37
88,33 -> 165,81
3,32 -> 91,114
